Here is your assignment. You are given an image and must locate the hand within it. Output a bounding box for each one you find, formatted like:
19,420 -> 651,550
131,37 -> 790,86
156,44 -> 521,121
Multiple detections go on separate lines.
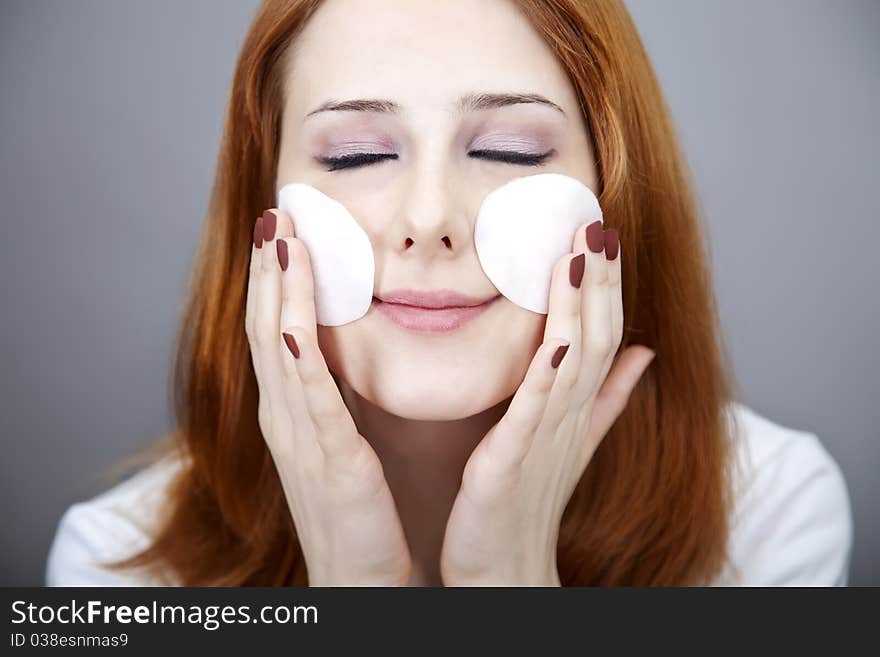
245,210 -> 412,586
440,222 -> 655,586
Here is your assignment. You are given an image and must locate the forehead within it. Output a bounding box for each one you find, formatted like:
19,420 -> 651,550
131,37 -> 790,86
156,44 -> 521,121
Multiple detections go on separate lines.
284,0 -> 579,116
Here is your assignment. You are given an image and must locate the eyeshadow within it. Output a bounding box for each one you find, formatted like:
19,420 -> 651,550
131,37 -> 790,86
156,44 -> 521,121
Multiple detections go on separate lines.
469,131 -> 550,153
323,140 -> 397,158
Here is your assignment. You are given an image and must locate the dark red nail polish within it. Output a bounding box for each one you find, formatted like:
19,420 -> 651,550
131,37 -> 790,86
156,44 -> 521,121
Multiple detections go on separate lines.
277,239 -> 289,271
569,253 -> 585,289
586,220 -> 604,253
253,216 -> 263,248
282,332 -> 300,359
551,344 -> 570,369
603,229 -> 619,260
262,210 -> 277,241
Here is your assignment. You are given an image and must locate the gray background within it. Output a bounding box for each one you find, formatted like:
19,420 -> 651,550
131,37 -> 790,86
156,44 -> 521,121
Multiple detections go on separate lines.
1,0 -> 877,585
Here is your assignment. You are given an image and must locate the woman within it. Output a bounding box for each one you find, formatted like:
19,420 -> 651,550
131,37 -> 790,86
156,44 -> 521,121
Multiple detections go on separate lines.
46,0 -> 852,586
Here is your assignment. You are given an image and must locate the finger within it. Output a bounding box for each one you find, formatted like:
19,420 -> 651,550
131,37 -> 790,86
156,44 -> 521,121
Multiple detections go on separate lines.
483,337 -> 573,468
571,220 -> 589,254
270,207 -> 296,242
279,234 -> 318,343
265,208 -> 309,381
259,209 -> 287,271
282,325 -> 361,461
276,232 -> 321,452
542,248 -> 585,394
246,216 -> 264,382
587,345 -> 655,443
254,210 -> 292,446
274,239 -> 313,454
575,220 -> 612,402
602,228 -> 623,382
274,204 -> 318,364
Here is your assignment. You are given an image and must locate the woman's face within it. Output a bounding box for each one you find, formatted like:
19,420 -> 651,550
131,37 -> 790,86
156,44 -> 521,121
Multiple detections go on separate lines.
276,0 -> 598,421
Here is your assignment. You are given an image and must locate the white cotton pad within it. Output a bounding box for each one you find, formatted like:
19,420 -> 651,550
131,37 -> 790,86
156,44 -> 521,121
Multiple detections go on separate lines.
474,173 -> 603,314
277,183 -> 375,326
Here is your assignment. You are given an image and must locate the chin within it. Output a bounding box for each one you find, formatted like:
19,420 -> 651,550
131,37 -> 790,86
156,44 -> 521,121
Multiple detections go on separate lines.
369,377 -> 508,422
319,319 -> 537,422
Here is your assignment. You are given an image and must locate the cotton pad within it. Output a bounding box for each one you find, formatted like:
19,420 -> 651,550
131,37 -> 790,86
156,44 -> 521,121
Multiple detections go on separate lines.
474,173 -> 603,314
277,183 -> 375,326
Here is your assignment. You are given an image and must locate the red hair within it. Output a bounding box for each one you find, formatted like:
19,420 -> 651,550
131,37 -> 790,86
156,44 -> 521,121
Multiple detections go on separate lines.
119,0 -> 735,585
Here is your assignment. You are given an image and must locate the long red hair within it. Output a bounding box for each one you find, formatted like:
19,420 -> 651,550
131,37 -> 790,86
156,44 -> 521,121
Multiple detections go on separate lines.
119,0 -> 736,585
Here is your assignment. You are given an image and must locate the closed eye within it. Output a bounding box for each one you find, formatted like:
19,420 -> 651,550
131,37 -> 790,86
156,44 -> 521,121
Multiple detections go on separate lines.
317,152 -> 398,172
317,148 -> 555,172
468,149 -> 555,166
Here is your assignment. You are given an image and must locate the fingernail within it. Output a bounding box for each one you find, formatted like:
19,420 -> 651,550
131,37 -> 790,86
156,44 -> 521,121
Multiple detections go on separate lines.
262,210 -> 277,241
586,220 -> 604,253
253,216 -> 263,248
603,228 -> 619,260
282,332 -> 300,359
276,239 -> 289,271
551,344 -> 570,369
569,253 -> 585,289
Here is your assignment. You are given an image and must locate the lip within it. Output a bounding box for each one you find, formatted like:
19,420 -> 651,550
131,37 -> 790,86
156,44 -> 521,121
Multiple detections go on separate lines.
372,289 -> 500,332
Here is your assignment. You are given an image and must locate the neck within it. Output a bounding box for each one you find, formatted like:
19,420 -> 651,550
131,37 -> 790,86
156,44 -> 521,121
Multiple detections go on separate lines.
337,378 -> 509,586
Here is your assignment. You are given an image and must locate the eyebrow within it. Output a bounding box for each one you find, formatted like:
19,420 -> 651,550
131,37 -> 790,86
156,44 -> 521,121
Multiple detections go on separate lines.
304,92 -> 566,119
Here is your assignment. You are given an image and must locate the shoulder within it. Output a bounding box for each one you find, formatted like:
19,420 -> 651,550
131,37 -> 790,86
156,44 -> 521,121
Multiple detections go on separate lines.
45,454 -> 184,586
714,402 -> 854,586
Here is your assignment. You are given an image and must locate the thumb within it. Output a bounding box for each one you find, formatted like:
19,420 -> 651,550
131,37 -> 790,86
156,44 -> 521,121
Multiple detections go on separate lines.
589,345 -> 655,438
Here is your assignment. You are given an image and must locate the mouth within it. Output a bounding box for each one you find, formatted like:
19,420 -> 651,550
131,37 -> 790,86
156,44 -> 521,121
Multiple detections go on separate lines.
372,289 -> 500,333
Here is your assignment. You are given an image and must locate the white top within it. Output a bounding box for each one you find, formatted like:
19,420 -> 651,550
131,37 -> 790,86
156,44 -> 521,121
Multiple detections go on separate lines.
45,402 -> 854,586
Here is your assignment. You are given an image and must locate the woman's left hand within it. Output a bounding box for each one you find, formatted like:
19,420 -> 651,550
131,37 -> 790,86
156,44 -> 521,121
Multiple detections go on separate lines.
440,222 -> 655,586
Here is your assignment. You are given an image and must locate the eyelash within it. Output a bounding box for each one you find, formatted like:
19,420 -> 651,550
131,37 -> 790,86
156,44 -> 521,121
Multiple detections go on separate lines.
317,149 -> 554,172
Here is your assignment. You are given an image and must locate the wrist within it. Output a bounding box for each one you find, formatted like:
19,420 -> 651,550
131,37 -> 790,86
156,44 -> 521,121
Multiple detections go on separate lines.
307,555 -> 413,587
443,561 -> 561,587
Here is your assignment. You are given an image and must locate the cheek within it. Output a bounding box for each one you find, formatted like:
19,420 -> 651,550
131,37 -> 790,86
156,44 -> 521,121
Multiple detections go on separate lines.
496,307 -> 546,391
316,324 -> 347,379
311,328 -> 363,422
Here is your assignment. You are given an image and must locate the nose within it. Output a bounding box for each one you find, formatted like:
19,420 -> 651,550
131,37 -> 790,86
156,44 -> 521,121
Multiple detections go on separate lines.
394,162 -> 469,259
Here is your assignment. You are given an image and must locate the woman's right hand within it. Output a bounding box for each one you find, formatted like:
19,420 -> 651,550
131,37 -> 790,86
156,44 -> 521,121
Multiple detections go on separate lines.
245,209 -> 412,586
